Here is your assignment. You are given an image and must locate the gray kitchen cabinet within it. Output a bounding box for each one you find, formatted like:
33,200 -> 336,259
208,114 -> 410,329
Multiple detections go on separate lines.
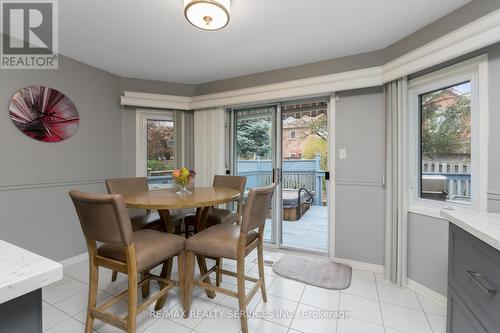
447,224 -> 500,333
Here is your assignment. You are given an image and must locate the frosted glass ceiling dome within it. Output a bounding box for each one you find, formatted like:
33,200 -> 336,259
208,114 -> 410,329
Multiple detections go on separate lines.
184,0 -> 230,31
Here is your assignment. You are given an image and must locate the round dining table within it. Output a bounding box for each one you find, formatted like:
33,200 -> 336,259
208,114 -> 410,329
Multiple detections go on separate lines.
123,186 -> 240,232
123,186 -> 240,299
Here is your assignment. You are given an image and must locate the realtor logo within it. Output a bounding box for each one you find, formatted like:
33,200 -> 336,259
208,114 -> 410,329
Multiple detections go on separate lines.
1,0 -> 58,69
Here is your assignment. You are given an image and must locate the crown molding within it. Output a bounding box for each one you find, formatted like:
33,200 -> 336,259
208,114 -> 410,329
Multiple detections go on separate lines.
383,8 -> 500,82
190,66 -> 383,109
121,91 -> 191,110
120,67 -> 382,110
120,8 -> 500,110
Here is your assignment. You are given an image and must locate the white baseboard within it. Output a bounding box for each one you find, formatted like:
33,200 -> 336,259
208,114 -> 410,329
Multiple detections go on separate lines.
407,279 -> 447,308
60,252 -> 88,268
333,257 -> 385,274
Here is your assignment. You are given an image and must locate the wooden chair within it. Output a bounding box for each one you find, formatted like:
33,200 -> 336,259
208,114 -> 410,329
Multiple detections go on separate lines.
184,175 -> 246,286
184,184 -> 275,333
105,177 -> 183,232
69,190 -> 186,333
184,175 -> 246,236
105,177 -> 182,286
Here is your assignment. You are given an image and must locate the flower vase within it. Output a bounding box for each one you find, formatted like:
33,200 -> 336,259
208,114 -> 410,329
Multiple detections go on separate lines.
176,184 -> 191,195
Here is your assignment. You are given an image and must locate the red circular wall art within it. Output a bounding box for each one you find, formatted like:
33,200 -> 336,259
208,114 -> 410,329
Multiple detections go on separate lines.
9,86 -> 79,142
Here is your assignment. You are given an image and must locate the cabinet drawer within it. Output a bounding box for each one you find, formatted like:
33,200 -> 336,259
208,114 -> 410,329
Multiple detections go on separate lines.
449,224 -> 500,329
447,286 -> 489,333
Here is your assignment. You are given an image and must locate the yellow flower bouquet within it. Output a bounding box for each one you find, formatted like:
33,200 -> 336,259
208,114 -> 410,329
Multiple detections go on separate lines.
172,167 -> 196,194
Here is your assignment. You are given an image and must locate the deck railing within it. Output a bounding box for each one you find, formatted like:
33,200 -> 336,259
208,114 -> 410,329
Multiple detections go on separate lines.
237,154 -> 325,205
146,155 -> 326,205
422,159 -> 471,199
422,172 -> 471,199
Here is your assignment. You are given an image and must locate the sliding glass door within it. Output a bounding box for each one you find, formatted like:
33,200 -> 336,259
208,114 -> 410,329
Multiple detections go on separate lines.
232,99 -> 329,253
280,101 -> 329,252
233,104 -> 279,243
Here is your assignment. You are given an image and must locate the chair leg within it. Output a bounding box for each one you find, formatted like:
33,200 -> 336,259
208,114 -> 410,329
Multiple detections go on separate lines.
140,271 -> 150,298
111,270 -> 118,282
127,269 -> 138,333
184,251 -> 195,318
85,261 -> 98,333
215,258 -> 222,287
237,257 -> 249,333
177,252 -> 187,311
154,260 -> 171,311
257,242 -> 267,303
165,257 -> 173,279
196,255 -> 216,298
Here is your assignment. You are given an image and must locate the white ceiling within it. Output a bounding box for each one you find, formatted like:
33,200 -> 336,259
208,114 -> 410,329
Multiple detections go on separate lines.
59,0 -> 471,84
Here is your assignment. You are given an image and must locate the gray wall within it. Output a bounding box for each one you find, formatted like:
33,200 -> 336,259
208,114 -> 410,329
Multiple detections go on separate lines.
0,55 -> 123,261
408,213 -> 449,296
121,109 -> 138,177
334,87 -> 386,265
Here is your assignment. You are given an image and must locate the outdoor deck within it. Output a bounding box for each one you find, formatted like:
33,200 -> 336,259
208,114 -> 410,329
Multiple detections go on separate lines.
264,205 -> 328,252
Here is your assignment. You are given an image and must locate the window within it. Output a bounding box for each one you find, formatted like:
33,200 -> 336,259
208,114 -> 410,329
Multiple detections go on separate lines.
289,130 -> 296,139
146,119 -> 175,187
419,81 -> 471,203
136,110 -> 176,189
409,56 -> 488,213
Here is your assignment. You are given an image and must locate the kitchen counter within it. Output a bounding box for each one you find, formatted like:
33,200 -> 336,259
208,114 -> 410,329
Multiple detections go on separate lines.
441,207 -> 500,251
0,240 -> 63,304
0,240 -> 63,333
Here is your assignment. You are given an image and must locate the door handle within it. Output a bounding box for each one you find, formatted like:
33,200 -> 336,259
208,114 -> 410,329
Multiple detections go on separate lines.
467,271 -> 497,295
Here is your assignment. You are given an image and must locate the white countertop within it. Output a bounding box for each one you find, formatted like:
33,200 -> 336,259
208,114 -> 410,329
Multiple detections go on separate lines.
441,208 -> 500,251
0,240 -> 63,304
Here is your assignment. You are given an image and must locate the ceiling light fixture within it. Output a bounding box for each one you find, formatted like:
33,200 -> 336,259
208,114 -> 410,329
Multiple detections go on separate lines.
184,0 -> 230,31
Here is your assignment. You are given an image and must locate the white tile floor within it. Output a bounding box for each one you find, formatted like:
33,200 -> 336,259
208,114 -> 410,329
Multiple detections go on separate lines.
42,250 -> 446,333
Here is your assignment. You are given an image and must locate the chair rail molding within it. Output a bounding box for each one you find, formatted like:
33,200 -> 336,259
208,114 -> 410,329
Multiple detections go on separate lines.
120,8 -> 500,110
0,179 -> 106,192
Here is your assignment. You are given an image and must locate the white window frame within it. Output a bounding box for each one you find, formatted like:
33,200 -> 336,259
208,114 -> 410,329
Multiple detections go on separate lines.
135,109 -> 175,178
408,55 -> 488,218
